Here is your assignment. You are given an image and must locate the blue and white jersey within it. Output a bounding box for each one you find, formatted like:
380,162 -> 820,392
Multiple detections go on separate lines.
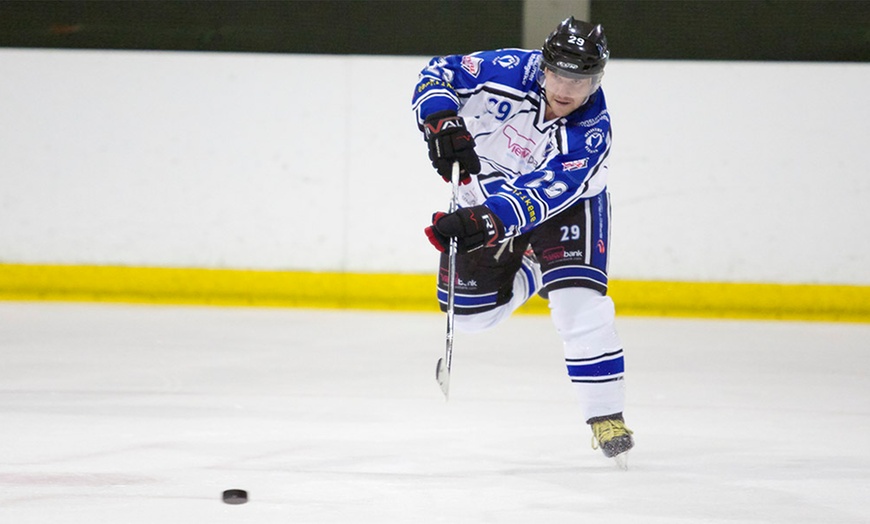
412,48 -> 611,238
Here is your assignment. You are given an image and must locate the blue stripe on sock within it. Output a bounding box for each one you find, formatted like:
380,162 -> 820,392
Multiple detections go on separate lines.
566,355 -> 624,378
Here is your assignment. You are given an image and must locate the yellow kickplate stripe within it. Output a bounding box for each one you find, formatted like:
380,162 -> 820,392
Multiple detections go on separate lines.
1,263 -> 869,322
518,280 -> 870,322
610,280 -> 870,322
0,263 -> 437,311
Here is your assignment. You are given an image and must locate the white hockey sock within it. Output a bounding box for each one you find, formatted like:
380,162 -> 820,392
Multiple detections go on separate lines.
548,287 -> 626,421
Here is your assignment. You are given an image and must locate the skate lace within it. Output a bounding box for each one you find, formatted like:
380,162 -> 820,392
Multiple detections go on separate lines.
590,419 -> 633,450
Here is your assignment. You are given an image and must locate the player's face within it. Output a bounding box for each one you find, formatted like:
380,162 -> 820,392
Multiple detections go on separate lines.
542,68 -> 596,118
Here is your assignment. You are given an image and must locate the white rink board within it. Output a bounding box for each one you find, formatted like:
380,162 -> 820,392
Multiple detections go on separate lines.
1,49 -> 868,284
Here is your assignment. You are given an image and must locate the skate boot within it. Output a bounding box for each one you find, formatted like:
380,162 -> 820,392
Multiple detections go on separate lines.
589,413 -> 634,459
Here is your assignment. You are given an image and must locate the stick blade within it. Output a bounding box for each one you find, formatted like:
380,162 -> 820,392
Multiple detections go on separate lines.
435,357 -> 450,399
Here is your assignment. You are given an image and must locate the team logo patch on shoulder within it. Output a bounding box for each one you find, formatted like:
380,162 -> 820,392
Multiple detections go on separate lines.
562,158 -> 588,171
585,128 -> 605,153
461,55 -> 483,77
494,55 -> 520,69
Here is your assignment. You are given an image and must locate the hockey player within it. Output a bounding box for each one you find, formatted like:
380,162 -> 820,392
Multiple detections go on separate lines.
413,17 -> 634,462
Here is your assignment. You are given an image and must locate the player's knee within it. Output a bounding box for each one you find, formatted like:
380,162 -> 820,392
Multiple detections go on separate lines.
455,304 -> 512,333
453,264 -> 539,333
548,287 -> 620,352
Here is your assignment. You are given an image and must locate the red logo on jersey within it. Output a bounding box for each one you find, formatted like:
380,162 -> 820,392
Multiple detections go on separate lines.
542,247 -> 565,262
562,158 -> 588,171
461,56 -> 483,77
503,125 -> 536,160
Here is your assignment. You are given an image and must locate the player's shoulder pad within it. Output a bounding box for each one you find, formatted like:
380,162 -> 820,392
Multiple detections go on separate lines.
454,48 -> 543,90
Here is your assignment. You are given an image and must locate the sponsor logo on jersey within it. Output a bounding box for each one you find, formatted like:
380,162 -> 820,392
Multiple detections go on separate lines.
494,55 -> 520,69
416,77 -> 453,95
562,158 -> 588,171
508,187 -> 538,224
585,128 -> 605,153
461,55 -> 483,77
522,55 -> 541,85
597,239 -> 606,254
597,193 -> 607,246
542,246 -> 584,262
577,110 -> 610,127
440,268 -> 477,289
503,125 -> 536,160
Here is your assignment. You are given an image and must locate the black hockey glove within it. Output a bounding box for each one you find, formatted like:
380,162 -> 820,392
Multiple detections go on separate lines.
423,110 -> 481,184
424,205 -> 504,253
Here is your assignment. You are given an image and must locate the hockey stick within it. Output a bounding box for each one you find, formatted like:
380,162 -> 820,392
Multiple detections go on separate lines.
435,162 -> 460,400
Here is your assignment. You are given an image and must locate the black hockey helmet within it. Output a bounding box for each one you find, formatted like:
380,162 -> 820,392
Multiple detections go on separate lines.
541,17 -> 609,79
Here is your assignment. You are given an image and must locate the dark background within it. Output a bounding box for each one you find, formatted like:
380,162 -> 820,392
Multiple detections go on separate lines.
1,0 -> 868,61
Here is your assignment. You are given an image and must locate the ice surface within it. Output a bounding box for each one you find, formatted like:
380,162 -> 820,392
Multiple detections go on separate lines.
1,302 -> 868,523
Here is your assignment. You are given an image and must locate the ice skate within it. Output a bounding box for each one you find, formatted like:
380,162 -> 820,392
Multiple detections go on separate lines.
589,414 -> 634,468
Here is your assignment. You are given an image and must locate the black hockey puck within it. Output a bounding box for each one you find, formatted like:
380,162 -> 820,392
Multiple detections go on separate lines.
222,489 -> 248,504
